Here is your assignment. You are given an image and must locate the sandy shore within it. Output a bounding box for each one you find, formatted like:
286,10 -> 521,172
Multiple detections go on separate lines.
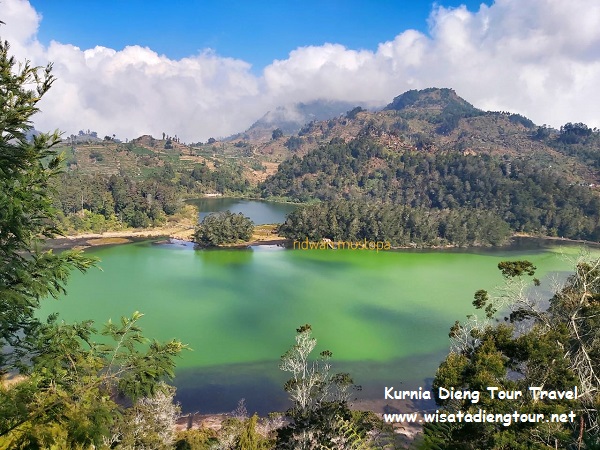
46,222 -> 291,250
46,227 -> 195,250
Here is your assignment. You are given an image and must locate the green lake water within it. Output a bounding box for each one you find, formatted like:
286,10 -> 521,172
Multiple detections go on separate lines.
38,240 -> 599,414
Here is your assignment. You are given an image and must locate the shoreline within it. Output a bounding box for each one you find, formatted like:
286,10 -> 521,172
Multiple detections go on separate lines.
46,228 -> 600,252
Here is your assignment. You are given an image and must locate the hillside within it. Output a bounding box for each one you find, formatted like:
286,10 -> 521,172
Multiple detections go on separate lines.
51,87 -> 600,242
229,99 -> 366,141
59,88 -> 600,189
259,88 -> 600,243
242,88 -> 596,184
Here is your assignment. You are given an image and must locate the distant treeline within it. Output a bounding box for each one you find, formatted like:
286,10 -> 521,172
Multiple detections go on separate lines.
51,163 -> 251,231
545,122 -> 600,169
279,199 -> 510,247
262,137 -> 600,242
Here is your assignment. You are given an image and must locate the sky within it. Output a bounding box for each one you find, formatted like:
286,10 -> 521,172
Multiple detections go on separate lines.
2,0 -> 600,142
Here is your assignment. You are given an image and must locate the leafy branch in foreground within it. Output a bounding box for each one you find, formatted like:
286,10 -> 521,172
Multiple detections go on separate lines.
0,312 -> 186,448
427,257 -> 600,449
0,35 -> 98,372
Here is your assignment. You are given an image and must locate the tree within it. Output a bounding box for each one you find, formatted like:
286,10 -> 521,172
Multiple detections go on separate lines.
424,258 -> 600,449
285,136 -> 303,151
237,413 -> 273,450
0,29 -> 95,374
1,313 -> 184,448
0,27 -> 185,448
346,106 -> 365,120
193,210 -> 254,247
272,128 -> 284,140
276,324 -> 377,449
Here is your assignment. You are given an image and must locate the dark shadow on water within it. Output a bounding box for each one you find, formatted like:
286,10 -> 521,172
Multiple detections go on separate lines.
174,350 -> 448,416
175,361 -> 289,415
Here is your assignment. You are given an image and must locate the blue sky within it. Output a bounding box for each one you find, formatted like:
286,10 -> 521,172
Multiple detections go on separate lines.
30,0 -> 490,71
5,0 -> 600,141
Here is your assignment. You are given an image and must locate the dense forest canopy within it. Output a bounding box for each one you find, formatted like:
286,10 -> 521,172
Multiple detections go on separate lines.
279,199 -> 511,247
50,161 -> 251,231
262,136 -> 600,243
193,211 -> 255,246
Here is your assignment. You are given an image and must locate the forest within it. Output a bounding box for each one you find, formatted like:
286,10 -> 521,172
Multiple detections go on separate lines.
278,199 -> 510,247
50,162 -> 251,232
262,137 -> 600,244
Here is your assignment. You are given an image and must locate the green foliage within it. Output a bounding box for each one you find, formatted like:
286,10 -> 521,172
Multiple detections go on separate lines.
419,421 -> 461,450
193,210 -> 255,246
0,29 -> 185,449
559,122 -> 593,144
497,260 -> 537,278
508,113 -> 535,129
0,313 -> 185,448
549,123 -> 600,169
0,33 -> 97,372
276,325 -> 383,449
175,429 -> 219,449
48,151 -> 252,234
285,136 -> 303,151
279,198 -> 510,247
49,170 -> 182,229
427,258 -> 600,449
89,149 -> 104,161
262,136 -> 600,242
346,106 -> 365,120
237,414 -> 273,450
188,163 -> 250,194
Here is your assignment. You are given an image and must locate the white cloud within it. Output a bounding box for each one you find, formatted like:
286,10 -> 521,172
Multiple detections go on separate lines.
2,0 -> 600,141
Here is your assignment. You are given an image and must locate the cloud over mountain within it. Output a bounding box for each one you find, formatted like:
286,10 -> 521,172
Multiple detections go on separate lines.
3,0 -> 600,142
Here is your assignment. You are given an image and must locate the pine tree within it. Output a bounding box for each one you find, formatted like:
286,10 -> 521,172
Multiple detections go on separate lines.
0,27 -> 185,448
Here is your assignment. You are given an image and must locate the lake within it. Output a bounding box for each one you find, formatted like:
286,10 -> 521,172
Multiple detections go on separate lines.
186,198 -> 297,224
38,237 -> 598,415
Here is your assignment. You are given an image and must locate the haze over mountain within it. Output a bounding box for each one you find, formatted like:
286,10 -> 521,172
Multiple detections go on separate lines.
230,99 -> 370,141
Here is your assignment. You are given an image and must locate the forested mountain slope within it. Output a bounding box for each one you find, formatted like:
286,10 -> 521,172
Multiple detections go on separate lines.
261,89 -> 600,243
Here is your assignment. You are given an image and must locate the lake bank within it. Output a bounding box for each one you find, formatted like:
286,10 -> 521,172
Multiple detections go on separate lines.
46,223 -> 288,250
47,228 -> 600,253
47,198 -> 297,250
47,196 -> 600,252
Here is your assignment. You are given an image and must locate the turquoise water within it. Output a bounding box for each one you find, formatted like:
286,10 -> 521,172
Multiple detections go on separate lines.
38,239 -> 597,414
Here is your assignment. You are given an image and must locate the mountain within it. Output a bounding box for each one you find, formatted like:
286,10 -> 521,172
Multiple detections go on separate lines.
260,88 -> 600,242
255,88 -> 597,177
233,99 -> 369,141
385,87 -> 480,113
